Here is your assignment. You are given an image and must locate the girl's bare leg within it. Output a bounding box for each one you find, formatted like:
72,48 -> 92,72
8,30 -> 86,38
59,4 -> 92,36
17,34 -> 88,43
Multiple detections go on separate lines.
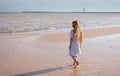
74,57 -> 79,67
72,56 -> 79,68
71,56 -> 76,66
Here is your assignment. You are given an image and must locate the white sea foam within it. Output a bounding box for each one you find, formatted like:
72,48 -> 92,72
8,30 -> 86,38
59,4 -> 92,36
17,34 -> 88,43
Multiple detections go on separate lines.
0,12 -> 120,33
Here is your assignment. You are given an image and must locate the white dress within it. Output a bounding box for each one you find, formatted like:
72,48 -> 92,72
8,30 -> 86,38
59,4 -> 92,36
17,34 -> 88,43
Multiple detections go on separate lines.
69,30 -> 81,57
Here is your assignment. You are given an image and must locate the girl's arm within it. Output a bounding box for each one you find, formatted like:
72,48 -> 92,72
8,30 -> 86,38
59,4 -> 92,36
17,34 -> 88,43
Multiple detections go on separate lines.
80,32 -> 83,48
69,38 -> 73,49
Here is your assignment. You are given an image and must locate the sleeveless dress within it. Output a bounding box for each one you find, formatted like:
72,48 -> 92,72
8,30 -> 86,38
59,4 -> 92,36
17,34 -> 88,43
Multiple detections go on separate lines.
69,30 -> 81,57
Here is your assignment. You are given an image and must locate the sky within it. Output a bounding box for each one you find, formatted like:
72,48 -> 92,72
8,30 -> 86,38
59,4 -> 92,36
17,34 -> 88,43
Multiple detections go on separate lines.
0,0 -> 120,12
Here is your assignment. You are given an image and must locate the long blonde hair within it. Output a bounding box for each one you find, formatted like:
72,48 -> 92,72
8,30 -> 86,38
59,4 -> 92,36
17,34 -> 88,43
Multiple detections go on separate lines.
72,20 -> 82,42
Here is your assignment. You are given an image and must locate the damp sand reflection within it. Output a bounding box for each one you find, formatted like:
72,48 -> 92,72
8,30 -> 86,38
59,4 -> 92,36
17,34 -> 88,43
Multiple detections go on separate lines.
69,68 -> 81,76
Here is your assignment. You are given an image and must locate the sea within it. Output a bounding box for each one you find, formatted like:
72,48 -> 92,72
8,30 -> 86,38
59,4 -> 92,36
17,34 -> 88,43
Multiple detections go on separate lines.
0,12 -> 120,33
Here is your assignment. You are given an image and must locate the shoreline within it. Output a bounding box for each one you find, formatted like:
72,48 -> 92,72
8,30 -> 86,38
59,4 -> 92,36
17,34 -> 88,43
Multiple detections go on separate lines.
0,26 -> 120,38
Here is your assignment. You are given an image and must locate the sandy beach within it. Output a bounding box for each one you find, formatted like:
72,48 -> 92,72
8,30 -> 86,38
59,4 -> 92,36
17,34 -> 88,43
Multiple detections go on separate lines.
0,27 -> 120,76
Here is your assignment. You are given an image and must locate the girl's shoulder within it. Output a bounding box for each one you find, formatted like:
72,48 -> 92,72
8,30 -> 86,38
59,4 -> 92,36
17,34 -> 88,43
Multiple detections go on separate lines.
70,29 -> 74,33
70,29 -> 74,38
70,29 -> 74,31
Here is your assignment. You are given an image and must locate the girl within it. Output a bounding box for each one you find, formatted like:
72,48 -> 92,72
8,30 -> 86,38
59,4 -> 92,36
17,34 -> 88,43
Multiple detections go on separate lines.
69,20 -> 83,68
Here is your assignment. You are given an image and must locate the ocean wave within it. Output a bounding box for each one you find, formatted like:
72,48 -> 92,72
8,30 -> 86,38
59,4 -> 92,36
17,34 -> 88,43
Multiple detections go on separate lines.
0,12 -> 120,33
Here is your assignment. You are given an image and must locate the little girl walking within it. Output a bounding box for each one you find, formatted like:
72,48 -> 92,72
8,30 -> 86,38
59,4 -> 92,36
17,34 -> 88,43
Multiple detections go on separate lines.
69,20 -> 83,68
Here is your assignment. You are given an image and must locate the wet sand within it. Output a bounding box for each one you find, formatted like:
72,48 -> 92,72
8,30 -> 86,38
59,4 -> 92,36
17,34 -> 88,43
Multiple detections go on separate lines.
0,27 -> 120,76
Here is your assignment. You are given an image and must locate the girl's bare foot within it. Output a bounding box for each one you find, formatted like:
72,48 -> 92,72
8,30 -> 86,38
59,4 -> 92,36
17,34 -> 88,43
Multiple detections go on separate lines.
69,61 -> 76,66
74,65 -> 80,68
69,63 -> 76,66
74,62 -> 79,68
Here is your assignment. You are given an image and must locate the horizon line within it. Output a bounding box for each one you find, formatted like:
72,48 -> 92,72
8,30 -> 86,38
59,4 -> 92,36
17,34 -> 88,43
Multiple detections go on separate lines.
0,11 -> 120,13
